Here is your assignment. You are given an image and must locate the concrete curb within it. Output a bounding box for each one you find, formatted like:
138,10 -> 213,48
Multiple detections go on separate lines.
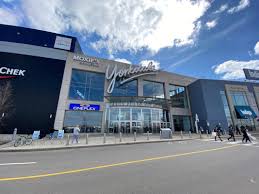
0,137 -> 200,153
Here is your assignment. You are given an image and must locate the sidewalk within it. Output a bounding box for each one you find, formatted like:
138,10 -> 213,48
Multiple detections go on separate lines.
1,132 -> 258,152
0,132 -> 201,152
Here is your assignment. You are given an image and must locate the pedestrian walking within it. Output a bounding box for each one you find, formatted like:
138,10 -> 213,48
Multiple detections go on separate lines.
214,126 -> 223,141
241,125 -> 251,143
235,125 -> 241,135
72,125 -> 80,144
227,125 -> 235,141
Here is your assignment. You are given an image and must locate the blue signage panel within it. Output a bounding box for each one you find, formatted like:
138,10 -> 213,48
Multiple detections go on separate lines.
234,106 -> 257,119
69,103 -> 100,111
243,69 -> 259,80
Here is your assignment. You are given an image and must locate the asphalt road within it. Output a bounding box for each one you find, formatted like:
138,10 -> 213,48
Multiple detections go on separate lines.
0,139 -> 258,194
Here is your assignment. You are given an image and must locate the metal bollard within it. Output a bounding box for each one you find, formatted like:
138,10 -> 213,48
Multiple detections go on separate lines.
119,132 -> 122,142
103,133 -> 106,144
189,131 -> 192,138
86,133 -> 88,144
66,134 -> 70,145
171,130 -> 173,139
160,130 -> 162,139
206,130 -> 209,137
181,130 -> 183,139
134,132 -> 136,142
199,130 -> 202,139
147,131 -> 150,140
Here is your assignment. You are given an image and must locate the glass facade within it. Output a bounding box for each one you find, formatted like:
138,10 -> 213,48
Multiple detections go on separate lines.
143,80 -> 165,98
169,85 -> 188,108
107,107 -> 170,133
111,80 -> 137,96
220,91 -> 232,125
69,69 -> 105,101
173,115 -> 191,132
230,91 -> 254,128
230,91 -> 248,106
63,111 -> 103,133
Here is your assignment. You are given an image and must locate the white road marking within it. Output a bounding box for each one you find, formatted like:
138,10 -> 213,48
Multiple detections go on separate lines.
0,162 -> 37,166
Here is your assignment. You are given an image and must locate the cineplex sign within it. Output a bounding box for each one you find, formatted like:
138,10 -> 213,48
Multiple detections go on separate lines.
106,61 -> 158,93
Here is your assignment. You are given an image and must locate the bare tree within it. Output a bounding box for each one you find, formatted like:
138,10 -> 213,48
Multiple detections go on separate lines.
0,81 -> 14,129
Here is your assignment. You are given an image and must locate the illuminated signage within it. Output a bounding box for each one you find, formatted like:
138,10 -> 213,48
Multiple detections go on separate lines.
69,103 -> 100,111
73,55 -> 99,66
106,61 -> 158,93
0,67 -> 26,79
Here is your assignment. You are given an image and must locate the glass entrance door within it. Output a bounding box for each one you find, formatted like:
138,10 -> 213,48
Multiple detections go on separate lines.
152,122 -> 161,133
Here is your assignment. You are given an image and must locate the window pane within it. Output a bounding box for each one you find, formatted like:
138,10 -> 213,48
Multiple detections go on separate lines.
69,86 -> 86,100
69,69 -> 105,101
110,108 -> 120,121
143,81 -> 164,98
111,80 -> 137,96
120,108 -> 130,120
132,108 -> 142,121
169,85 -> 188,108
63,111 -> 102,133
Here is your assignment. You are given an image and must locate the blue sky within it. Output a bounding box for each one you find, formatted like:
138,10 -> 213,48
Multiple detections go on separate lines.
0,0 -> 258,80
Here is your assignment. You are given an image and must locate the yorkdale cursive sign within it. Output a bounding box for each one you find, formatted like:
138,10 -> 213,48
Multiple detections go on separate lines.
106,62 -> 158,93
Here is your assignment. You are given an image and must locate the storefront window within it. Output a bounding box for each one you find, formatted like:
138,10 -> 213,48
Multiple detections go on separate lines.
111,80 -> 137,96
120,108 -> 131,120
63,111 -> 102,133
220,91 -> 232,125
110,108 -> 120,121
143,80 -> 165,98
132,108 -> 142,121
69,69 -> 105,101
230,91 -> 248,106
173,115 -> 191,132
169,85 -> 188,108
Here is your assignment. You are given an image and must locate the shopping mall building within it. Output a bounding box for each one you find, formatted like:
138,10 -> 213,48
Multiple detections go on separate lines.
1,24 -> 259,134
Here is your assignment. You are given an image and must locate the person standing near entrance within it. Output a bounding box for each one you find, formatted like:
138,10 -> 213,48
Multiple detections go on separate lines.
72,125 -> 80,144
227,125 -> 235,141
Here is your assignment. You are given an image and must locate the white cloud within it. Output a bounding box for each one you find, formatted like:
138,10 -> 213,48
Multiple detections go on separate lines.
18,0 -> 210,54
113,58 -> 132,64
254,42 -> 259,55
206,19 -> 217,30
228,0 -> 250,14
139,60 -> 160,70
214,60 -> 259,79
0,7 -> 21,26
214,4 -> 228,14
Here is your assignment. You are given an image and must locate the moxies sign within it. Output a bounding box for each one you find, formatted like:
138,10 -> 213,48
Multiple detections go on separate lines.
73,55 -> 99,66
0,66 -> 26,79
106,61 -> 158,93
69,103 -> 100,111
243,69 -> 259,80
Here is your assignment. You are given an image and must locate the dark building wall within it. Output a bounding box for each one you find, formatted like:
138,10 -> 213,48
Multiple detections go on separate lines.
0,24 -> 81,53
188,79 -> 228,131
0,52 -> 65,134
187,80 -> 208,131
189,79 -> 259,132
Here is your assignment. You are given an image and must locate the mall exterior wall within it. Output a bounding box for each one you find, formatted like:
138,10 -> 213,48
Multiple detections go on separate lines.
0,24 -> 81,134
188,79 -> 259,132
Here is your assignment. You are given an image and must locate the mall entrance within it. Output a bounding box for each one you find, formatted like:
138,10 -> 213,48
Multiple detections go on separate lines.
107,107 -> 171,134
